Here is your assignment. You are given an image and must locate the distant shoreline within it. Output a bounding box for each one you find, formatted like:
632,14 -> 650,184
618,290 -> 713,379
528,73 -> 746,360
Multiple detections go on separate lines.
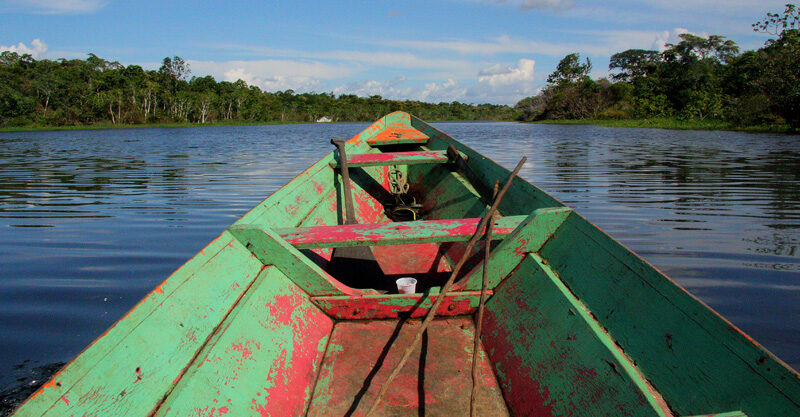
0,120 -> 306,133
4,118 -> 794,134
0,119 -> 505,133
533,118 -> 794,134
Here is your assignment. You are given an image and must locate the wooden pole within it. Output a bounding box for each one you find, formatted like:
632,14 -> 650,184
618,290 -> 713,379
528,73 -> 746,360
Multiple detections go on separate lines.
470,180 -> 499,416
331,138 -> 357,224
364,157 -> 526,416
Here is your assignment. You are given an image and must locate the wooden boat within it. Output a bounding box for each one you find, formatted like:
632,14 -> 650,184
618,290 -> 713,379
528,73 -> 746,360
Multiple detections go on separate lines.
12,112 -> 800,417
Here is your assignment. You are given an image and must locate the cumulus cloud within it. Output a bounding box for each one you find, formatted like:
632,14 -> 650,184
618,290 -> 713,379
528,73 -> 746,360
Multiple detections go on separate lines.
329,76 -> 468,104
419,79 -> 468,103
332,76 -> 413,99
8,0 -> 108,14
651,28 -> 699,51
188,59 -> 355,93
467,59 -> 537,104
330,59 -> 536,105
222,68 -> 321,92
0,38 -> 48,58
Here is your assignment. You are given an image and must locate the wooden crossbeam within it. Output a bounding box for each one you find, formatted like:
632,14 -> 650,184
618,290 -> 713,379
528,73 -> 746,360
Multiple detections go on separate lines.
310,291 -> 492,319
275,215 -> 527,249
458,207 -> 574,291
367,126 -> 429,146
228,224 -> 349,296
330,150 -> 451,168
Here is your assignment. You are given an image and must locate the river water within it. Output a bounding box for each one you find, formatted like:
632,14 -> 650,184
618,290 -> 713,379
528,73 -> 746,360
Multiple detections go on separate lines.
1,122 -> 798,409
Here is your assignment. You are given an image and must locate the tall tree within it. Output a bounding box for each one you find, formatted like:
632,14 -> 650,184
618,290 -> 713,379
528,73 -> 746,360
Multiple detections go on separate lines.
609,49 -> 661,82
547,53 -> 592,85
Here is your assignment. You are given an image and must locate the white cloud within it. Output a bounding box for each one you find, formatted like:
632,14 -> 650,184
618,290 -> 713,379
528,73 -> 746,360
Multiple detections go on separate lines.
651,27 -> 692,51
468,0 -> 575,10
419,79 -> 468,103
332,76 -> 413,99
189,59 -> 355,93
8,0 -> 108,14
222,68 -> 321,92
205,43 -> 479,78
0,38 -> 48,58
329,59 -> 536,105
477,58 -> 535,86
467,59 -> 537,104
381,28 -> 720,59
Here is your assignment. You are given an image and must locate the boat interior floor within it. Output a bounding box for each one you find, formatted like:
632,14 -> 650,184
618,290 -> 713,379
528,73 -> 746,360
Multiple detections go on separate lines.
306,317 -> 510,417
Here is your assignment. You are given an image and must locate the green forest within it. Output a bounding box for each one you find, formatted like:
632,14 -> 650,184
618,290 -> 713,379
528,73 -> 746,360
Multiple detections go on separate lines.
0,54 -> 514,129
516,4 -> 800,131
1,4 -> 797,131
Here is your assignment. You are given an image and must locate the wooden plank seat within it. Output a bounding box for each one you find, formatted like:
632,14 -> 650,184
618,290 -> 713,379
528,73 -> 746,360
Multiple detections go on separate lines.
367,126 -> 429,146
274,215 -> 527,249
330,150 -> 451,168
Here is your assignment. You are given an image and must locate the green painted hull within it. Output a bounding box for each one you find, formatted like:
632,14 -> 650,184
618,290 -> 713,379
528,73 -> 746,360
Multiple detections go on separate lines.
12,112 -> 799,416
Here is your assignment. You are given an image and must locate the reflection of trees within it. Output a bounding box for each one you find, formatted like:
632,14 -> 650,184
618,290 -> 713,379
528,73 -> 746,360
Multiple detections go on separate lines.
541,135 -> 592,195
0,136 -> 190,219
599,135 -> 800,257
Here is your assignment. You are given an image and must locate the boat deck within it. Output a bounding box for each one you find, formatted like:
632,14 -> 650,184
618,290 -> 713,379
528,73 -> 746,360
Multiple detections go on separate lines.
306,317 -> 509,416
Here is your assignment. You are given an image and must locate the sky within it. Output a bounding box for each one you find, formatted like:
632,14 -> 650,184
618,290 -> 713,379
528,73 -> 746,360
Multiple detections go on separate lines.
0,0 -> 787,105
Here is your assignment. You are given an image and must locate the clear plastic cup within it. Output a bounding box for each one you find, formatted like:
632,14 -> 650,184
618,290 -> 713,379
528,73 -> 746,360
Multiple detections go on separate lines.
396,277 -> 418,294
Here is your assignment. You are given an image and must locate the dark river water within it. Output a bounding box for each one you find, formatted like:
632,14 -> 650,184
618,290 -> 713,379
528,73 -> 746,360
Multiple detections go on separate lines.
1,122 -> 799,410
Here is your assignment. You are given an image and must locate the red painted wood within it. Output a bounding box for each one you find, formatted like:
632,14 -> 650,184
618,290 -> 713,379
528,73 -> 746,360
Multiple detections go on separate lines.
331,150 -> 449,167
306,318 -> 509,416
310,291 -> 491,319
366,126 -> 429,146
277,216 -> 524,249
371,243 -> 451,276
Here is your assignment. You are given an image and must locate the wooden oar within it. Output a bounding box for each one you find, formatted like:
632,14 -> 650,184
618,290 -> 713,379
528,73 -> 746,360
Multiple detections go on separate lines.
328,139 -> 384,290
470,180 -> 499,416
365,156 -> 526,416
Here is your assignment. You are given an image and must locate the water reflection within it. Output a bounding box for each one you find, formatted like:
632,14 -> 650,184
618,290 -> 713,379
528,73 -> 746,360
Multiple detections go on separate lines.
0,122 -> 799,413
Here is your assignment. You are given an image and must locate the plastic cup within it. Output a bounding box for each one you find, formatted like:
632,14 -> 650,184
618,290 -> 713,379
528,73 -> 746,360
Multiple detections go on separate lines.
396,277 -> 418,294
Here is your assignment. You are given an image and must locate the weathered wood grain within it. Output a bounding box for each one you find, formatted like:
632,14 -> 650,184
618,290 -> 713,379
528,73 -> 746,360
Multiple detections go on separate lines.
539,213 -> 800,416
154,267 -> 333,417
277,215 -> 526,249
330,150 -> 450,168
482,254 -> 671,417
458,207 -> 573,290
310,291 -> 490,319
228,224 -> 355,296
366,125 -> 429,146
27,239 -> 266,416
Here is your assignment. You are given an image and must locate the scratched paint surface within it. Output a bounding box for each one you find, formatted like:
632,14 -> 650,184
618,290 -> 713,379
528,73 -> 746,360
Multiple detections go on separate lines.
538,214 -> 800,416
367,125 -> 429,146
457,207 -> 573,290
481,255 -> 664,417
276,216 -> 526,249
310,291 -> 490,320
20,238 -> 267,416
155,267 -> 332,417
330,150 -> 448,167
306,318 -> 509,417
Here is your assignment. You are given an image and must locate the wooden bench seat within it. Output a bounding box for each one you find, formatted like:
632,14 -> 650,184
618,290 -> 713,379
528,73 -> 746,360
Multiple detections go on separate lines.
275,216 -> 527,249
330,150 -> 451,168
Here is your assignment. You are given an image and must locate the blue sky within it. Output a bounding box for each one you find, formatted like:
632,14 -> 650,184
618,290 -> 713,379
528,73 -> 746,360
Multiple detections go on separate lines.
0,0 -> 786,104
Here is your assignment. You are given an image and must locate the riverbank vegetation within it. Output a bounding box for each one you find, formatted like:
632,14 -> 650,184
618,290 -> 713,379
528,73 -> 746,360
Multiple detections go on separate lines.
516,4 -> 800,132
0,55 -> 514,129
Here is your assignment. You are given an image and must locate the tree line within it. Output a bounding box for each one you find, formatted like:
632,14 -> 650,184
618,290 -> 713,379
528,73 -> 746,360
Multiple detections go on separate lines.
515,4 -> 800,130
0,55 -> 515,128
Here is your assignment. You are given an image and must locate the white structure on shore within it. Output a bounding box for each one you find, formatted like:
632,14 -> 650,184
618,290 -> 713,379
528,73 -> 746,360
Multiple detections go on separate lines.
316,116 -> 332,123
